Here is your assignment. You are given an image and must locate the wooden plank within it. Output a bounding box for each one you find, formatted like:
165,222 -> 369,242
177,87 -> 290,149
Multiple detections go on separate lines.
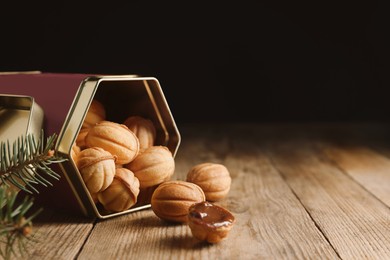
9,208 -> 95,259
218,138 -> 339,259
78,125 -> 338,259
79,210 -> 210,259
322,144 -> 390,207
267,140 -> 390,259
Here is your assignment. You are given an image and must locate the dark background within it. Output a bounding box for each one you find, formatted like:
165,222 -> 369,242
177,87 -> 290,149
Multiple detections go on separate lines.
1,1 -> 389,124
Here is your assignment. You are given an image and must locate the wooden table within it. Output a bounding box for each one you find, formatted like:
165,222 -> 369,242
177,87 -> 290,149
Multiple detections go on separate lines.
11,123 -> 390,259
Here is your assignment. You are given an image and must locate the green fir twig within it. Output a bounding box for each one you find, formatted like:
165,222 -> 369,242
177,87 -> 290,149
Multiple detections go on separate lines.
0,130 -> 67,194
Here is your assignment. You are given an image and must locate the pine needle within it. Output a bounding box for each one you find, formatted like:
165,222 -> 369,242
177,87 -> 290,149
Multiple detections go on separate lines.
0,131 -> 67,194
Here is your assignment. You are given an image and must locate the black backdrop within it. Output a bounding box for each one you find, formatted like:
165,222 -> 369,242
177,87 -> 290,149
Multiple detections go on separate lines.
1,1 -> 389,124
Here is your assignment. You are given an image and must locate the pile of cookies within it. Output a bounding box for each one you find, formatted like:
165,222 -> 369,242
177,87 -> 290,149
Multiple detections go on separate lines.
71,99 -> 175,213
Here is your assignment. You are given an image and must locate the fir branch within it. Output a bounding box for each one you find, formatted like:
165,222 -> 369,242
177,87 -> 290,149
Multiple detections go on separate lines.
0,131 -> 67,194
0,130 -> 67,259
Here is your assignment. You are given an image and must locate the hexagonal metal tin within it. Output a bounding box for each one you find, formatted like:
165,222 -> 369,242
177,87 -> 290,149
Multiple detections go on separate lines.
56,75 -> 181,219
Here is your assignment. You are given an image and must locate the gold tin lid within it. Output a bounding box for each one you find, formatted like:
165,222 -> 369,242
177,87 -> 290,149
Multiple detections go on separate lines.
0,94 -> 44,144
55,75 -> 181,219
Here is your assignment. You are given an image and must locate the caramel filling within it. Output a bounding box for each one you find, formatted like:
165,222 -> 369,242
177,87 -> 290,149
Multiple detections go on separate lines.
189,201 -> 235,228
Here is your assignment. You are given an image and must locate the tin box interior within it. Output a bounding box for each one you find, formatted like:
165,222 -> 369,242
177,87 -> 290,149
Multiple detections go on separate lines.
0,95 -> 44,145
56,76 -> 181,219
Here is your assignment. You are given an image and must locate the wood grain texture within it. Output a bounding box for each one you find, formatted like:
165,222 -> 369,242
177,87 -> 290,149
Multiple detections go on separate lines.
6,123 -> 390,260
220,138 -> 338,259
9,208 -> 95,260
266,139 -> 390,260
322,144 -> 390,207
